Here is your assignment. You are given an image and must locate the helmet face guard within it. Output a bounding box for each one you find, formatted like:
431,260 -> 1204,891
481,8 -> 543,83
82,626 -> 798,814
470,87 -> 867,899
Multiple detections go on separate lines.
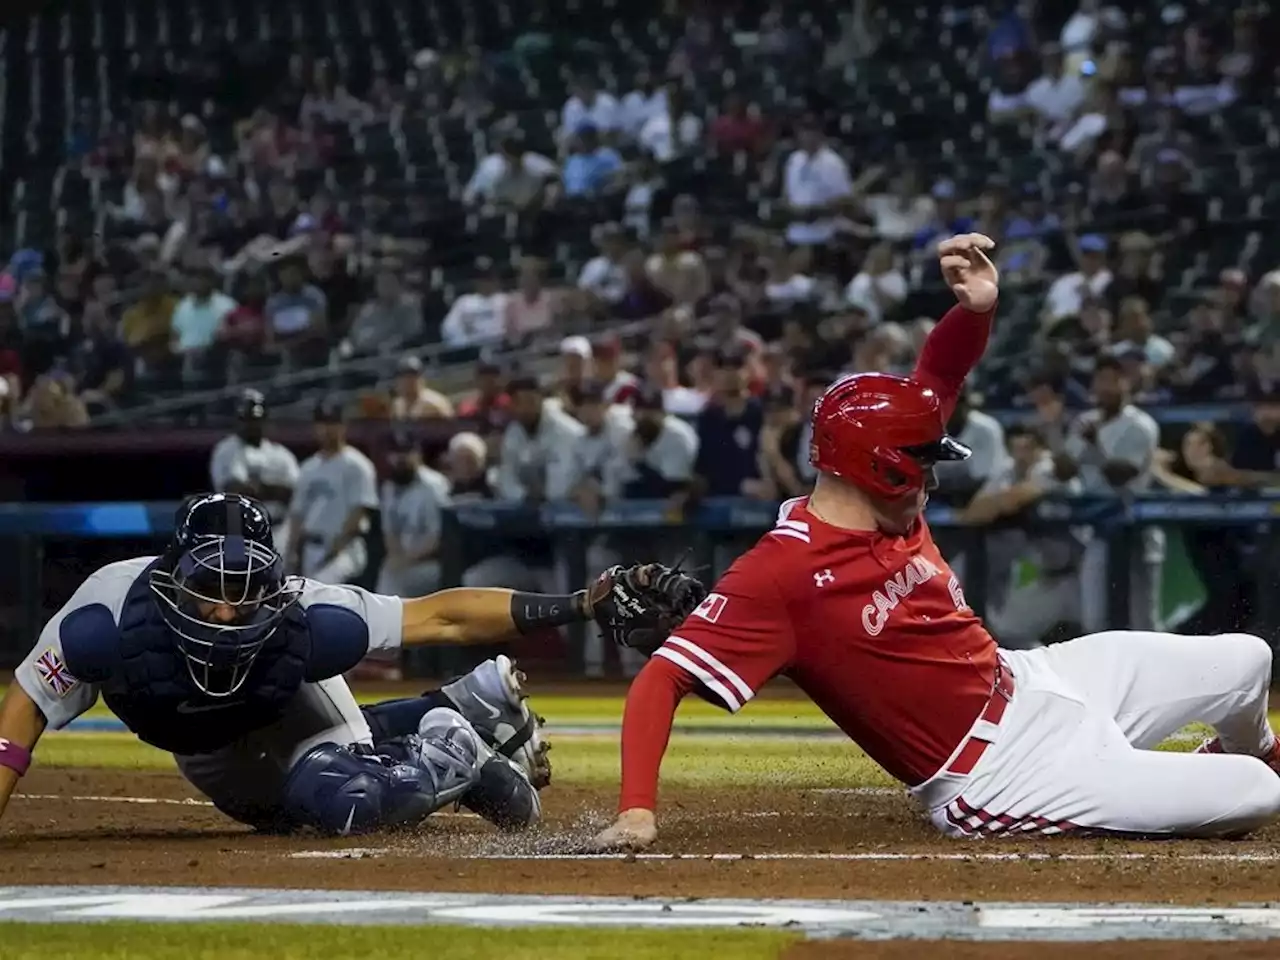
810,373 -> 973,500
150,532 -> 302,697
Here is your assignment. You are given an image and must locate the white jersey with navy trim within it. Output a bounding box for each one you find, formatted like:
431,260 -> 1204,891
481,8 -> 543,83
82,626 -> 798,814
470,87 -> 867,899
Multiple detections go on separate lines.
13,556 -> 406,732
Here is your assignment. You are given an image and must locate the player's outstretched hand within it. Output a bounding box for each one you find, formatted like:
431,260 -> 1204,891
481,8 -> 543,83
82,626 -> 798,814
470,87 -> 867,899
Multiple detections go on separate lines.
589,808 -> 658,852
582,562 -> 708,657
939,233 -> 999,313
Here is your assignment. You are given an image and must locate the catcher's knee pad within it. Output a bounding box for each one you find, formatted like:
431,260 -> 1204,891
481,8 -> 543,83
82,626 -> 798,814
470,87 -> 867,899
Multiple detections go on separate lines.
415,706 -> 489,809
282,742 -> 444,836
462,755 -> 542,831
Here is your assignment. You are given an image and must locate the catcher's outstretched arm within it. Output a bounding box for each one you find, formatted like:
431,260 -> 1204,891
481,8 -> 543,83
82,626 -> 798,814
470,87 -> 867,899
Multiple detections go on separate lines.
0,682 -> 48,823
401,587 -> 591,647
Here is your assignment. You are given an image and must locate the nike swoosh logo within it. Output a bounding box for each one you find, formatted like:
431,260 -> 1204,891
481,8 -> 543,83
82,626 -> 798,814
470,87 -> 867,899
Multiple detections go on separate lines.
471,692 -> 501,720
341,804 -> 357,836
175,701 -> 241,715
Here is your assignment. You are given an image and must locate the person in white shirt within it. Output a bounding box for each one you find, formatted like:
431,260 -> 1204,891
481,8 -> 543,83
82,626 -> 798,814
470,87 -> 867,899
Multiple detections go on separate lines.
172,267 -> 237,383
440,258 -> 508,348
462,135 -> 558,210
376,433 -> 452,598
1044,234 -> 1113,322
1056,85 -> 1113,154
860,169 -> 936,243
1025,44 -> 1087,126
638,88 -> 703,163
620,71 -> 667,141
560,76 -> 621,145
1110,296 -> 1175,369
844,242 -> 908,323
208,389 -> 300,560
765,246 -> 818,308
577,223 -> 630,306
782,118 -> 853,245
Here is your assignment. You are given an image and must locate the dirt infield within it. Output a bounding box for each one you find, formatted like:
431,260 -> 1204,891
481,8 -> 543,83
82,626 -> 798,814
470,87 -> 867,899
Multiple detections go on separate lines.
4,766 -> 1280,907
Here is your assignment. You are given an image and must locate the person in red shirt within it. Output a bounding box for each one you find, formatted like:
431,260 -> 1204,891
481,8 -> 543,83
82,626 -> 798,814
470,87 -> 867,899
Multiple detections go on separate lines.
593,234 -> 1280,850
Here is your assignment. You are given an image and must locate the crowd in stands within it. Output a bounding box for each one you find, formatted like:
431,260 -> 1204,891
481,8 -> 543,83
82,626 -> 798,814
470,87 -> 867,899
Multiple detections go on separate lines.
5,0 -> 1280,659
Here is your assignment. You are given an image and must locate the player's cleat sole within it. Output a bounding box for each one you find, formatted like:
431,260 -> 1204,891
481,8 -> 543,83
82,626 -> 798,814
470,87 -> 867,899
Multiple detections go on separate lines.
440,656 -> 551,790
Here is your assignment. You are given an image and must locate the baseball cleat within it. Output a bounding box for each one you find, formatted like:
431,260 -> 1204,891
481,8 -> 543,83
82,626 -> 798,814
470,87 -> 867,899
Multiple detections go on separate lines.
1195,736 -> 1280,774
441,656 -> 551,789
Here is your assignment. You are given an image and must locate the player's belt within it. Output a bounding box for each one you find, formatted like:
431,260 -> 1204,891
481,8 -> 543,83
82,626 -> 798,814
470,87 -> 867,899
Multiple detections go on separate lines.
945,658 -> 1016,777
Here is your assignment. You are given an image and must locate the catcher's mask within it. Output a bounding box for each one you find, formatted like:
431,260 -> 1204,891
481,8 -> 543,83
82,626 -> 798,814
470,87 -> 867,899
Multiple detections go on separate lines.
810,372 -> 972,500
150,493 -> 302,697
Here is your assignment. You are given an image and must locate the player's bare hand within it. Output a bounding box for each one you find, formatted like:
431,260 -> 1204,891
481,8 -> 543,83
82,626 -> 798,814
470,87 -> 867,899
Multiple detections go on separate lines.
589,808 -> 657,852
938,233 -> 999,313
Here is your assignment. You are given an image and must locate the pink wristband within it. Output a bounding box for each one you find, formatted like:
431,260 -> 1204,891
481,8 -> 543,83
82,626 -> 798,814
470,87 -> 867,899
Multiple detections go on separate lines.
0,738 -> 32,777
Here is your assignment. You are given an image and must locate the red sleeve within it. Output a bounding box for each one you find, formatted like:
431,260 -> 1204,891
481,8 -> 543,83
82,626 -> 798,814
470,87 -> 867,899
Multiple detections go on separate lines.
618,655 -> 697,812
912,304 -> 996,419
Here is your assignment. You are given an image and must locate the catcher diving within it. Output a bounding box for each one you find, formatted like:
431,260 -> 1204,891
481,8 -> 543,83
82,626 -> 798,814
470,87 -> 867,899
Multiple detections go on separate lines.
0,493 -> 706,836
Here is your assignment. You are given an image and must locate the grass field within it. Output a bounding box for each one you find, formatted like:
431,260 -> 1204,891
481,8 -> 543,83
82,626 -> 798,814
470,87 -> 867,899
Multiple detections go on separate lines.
0,922 -> 800,960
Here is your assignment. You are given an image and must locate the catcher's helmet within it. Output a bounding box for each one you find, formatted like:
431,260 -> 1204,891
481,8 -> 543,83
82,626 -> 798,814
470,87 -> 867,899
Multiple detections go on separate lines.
150,493 -> 301,697
809,373 -> 972,499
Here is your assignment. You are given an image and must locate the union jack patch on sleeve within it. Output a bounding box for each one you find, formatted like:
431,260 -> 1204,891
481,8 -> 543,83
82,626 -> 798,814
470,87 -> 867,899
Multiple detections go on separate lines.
35,649 -> 79,698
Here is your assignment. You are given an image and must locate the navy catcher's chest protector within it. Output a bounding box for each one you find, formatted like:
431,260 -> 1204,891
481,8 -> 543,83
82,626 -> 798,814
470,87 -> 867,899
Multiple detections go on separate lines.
67,562 -> 313,755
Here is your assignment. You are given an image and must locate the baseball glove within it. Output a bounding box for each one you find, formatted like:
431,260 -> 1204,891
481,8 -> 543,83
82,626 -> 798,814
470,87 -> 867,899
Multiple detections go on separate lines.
583,562 -> 708,657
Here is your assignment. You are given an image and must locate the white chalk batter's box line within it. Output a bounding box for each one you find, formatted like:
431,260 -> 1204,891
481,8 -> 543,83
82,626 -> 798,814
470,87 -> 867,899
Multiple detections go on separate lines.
289,849 -> 1280,864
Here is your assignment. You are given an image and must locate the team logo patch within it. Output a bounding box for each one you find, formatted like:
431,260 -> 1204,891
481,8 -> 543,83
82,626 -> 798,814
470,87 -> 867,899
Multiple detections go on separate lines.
692,593 -> 728,624
35,649 -> 78,698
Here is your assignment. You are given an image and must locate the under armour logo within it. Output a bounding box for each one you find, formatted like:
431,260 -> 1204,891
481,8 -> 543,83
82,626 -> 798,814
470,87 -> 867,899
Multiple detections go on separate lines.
814,569 -> 835,587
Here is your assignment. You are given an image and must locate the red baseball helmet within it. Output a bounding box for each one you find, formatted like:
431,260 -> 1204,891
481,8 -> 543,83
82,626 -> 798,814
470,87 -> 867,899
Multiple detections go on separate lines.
809,373 -> 972,499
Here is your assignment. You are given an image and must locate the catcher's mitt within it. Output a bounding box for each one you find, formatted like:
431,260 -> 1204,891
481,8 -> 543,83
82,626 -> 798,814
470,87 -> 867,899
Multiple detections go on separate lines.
582,563 -> 708,657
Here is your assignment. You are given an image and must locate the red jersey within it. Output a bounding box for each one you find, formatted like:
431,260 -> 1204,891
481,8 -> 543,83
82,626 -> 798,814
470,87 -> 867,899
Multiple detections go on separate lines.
656,497 -> 997,786
617,302 -> 998,812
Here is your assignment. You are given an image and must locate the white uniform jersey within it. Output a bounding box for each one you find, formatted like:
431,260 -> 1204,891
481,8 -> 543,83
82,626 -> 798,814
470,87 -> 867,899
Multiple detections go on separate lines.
380,466 -> 452,557
13,556 -> 405,732
1064,404 -> 1160,495
496,401 -> 586,502
291,445 -> 379,551
208,435 -> 301,522
617,416 -> 700,491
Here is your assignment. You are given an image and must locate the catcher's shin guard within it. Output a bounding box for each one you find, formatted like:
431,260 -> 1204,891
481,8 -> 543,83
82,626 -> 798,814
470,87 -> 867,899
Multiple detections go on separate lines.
282,708 -> 487,835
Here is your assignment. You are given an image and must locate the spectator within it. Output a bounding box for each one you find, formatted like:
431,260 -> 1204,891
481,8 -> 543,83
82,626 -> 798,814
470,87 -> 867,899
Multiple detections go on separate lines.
19,371 -> 88,430
566,381 -> 630,518
782,116 -> 853,246
638,86 -> 702,163
593,337 -> 640,405
621,152 -> 664,240
345,267 -> 425,357
440,258 -> 508,348
389,356 -> 454,420
913,180 -> 976,252
462,134 -> 558,212
495,376 -> 585,503
1025,43 -> 1087,127
577,223 -> 629,308
689,349 -> 763,500
1109,296 -> 1174,369
376,433 -> 451,598
749,384 -> 807,501
646,221 -> 707,303
504,258 -> 561,340
1089,150 -> 1147,224
710,91 -> 770,155
862,168 -> 936,243
456,361 -> 512,435
620,386 -> 699,499
557,336 -> 594,402
614,248 -> 674,321
1055,84 -> 1114,157
670,194 -> 710,250
764,245 -> 818,309
265,259 -> 328,371
172,267 -> 237,383
120,269 -> 178,375
71,298 -> 133,414
1106,231 -> 1164,310
560,75 -> 621,144
644,341 -> 706,416
218,272 -> 270,382
1023,373 -> 1077,452
17,268 -> 72,377
561,126 -> 623,200
1168,295 -> 1239,401
620,69 -> 667,141
932,388 -> 1010,512
1060,355 -> 1162,631
444,431 -> 494,502
844,242 -> 907,324
1044,234 -> 1113,323
987,54 -> 1033,125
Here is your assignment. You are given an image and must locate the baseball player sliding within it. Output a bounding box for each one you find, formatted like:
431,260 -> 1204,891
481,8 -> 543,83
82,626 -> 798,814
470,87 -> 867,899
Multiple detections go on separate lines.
0,493 -> 703,836
594,234 -> 1280,851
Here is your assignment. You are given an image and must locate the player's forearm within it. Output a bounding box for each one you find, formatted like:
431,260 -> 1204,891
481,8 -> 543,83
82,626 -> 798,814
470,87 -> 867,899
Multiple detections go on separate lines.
618,656 -> 694,813
913,303 -> 996,400
0,683 -> 48,822
400,587 -> 591,646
